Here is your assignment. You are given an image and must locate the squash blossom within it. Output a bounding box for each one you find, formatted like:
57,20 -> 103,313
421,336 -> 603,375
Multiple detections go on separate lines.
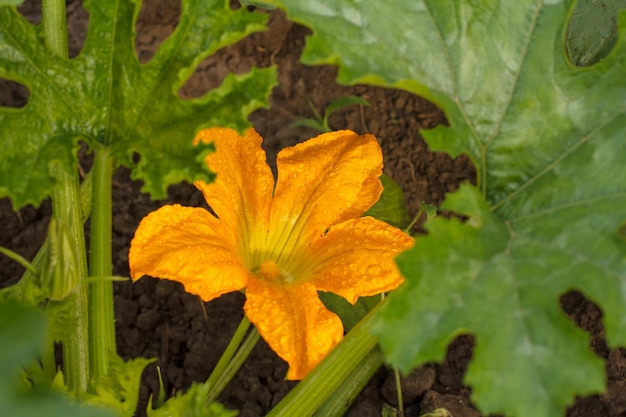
129,127 -> 414,380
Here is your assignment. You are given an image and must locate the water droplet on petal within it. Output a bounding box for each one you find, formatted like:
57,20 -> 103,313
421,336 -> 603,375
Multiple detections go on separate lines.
279,336 -> 291,350
366,265 -> 382,276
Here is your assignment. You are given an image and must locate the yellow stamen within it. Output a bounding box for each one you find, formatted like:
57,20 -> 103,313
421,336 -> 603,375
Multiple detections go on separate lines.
260,259 -> 281,282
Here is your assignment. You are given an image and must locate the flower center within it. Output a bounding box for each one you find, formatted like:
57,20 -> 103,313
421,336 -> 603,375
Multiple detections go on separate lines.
259,259 -> 294,284
260,259 -> 281,281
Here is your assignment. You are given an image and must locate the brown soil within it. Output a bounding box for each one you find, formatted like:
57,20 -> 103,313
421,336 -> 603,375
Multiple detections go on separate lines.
2,1 -> 626,416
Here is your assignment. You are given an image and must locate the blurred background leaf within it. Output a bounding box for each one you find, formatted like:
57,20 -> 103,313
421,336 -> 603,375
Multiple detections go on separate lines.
0,300 -> 114,417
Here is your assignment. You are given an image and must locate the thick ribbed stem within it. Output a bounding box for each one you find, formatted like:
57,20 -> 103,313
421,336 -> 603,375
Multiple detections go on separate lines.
42,0 -> 89,394
268,297 -> 389,417
88,144 -> 116,381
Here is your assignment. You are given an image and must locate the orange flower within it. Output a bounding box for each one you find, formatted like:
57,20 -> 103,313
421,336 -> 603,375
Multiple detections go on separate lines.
129,127 -> 413,379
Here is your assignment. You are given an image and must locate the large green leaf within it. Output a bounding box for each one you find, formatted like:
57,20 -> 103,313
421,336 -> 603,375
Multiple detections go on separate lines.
0,0 -> 277,209
267,1 -> 626,416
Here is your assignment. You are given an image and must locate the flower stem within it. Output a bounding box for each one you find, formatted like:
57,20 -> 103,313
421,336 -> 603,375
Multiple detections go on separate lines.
88,143 -> 116,381
267,297 -> 390,417
394,367 -> 405,416
313,347 -> 384,417
42,0 -> 90,394
204,315 -> 259,406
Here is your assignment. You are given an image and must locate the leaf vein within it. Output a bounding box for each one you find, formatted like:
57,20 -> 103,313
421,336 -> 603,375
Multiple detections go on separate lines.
482,2 -> 544,196
493,106 -> 626,212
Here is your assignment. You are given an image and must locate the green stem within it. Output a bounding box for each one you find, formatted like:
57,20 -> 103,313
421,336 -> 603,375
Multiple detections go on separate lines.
41,332 -> 58,387
49,163 -> 90,393
267,297 -> 390,417
42,0 -> 68,58
0,246 -> 38,276
18,174 -> 93,285
394,367 -> 405,416
204,316 -> 260,406
313,347 -> 384,417
42,0 -> 90,394
88,144 -> 116,381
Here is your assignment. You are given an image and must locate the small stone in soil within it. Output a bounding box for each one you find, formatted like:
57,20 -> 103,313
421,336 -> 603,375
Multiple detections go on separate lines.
421,390 -> 480,417
136,309 -> 160,331
382,366 -> 436,405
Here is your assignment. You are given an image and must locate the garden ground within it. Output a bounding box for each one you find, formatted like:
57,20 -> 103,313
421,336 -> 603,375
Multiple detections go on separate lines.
1,1 -> 626,416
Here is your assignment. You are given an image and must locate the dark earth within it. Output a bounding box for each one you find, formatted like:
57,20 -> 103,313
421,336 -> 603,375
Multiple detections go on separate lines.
2,1 -> 626,416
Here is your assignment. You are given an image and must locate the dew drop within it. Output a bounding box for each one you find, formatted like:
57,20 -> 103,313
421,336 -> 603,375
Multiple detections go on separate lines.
366,265 -> 382,276
279,336 -> 291,350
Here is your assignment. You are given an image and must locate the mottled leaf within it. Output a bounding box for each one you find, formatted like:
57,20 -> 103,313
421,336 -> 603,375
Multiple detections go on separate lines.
0,0 -> 276,208
267,1 -> 626,416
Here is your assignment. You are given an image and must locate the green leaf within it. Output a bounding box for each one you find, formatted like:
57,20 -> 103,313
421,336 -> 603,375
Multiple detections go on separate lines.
148,382 -> 237,417
566,0 -> 626,66
319,292 -> 380,332
378,184 -> 616,416
240,0 -> 276,9
81,354 -> 153,417
381,403 -> 399,417
0,300 -> 114,417
419,202 -> 437,221
0,300 -> 47,381
364,173 -> 410,229
0,245 -> 37,275
290,117 -> 328,132
268,1 -> 626,416
322,94 -> 370,127
325,95 -> 369,115
0,0 -> 277,209
419,410 -> 452,417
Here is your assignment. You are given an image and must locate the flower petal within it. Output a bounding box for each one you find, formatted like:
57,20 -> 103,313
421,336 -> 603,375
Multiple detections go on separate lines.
268,131 -> 383,264
129,204 -> 249,302
194,127 -> 274,268
306,217 -> 414,304
244,278 -> 343,380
